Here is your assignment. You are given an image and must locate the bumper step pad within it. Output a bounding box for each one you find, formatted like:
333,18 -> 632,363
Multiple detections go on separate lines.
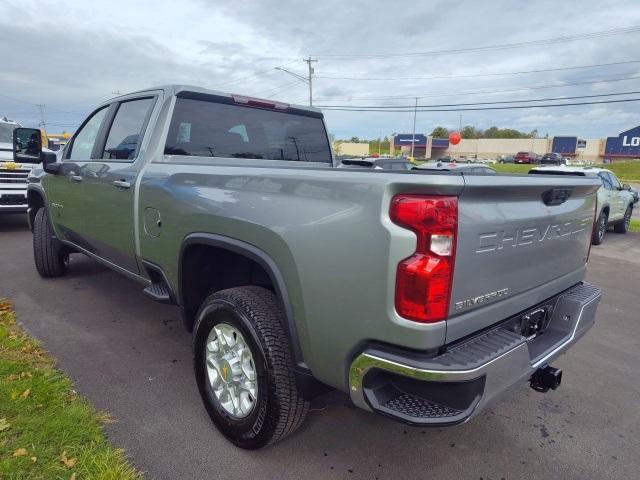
383,393 -> 461,419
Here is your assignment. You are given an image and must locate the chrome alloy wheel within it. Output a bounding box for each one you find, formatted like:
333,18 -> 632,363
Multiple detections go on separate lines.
205,323 -> 258,418
624,208 -> 632,229
598,214 -> 607,241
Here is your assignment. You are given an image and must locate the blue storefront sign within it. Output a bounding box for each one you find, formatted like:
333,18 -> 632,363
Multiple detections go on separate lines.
394,134 -> 427,146
431,138 -> 450,148
605,125 -> 640,157
552,136 -> 577,155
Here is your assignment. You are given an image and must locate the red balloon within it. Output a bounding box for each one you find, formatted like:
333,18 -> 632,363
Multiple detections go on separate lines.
449,131 -> 461,145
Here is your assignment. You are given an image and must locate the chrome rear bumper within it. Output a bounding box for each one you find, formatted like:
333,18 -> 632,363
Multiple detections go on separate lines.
349,282 -> 601,425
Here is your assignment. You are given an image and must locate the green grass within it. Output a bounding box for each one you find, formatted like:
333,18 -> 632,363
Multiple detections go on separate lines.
629,219 -> 640,233
0,301 -> 141,480
492,164 -> 532,175
493,161 -> 640,183
605,162 -> 640,183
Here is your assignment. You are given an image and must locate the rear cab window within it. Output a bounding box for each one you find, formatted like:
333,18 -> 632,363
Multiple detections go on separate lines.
164,96 -> 332,164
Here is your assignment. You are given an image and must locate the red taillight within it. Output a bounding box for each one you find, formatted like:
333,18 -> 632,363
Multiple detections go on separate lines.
390,195 -> 458,323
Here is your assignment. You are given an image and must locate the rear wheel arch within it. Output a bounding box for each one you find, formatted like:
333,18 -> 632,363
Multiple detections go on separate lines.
178,233 -> 306,370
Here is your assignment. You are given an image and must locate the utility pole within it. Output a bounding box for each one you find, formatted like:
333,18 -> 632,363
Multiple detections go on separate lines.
410,97 -> 418,159
36,104 -> 47,135
457,114 -> 463,160
303,56 -> 318,106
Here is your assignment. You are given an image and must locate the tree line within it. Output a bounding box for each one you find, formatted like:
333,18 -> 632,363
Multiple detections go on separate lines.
430,125 -> 542,139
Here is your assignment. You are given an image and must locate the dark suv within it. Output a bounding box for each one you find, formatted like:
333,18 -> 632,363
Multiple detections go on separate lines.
540,153 -> 565,165
514,151 -> 539,164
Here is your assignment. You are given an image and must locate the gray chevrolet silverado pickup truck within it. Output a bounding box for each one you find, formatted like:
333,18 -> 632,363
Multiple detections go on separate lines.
15,85 -> 602,449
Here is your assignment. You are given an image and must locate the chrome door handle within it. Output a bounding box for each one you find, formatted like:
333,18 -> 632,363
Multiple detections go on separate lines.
70,175 -> 82,182
112,179 -> 131,189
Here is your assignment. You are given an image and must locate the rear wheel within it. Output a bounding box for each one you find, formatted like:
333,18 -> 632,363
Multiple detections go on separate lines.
193,286 -> 308,449
614,205 -> 632,233
33,208 -> 68,277
592,210 -> 608,245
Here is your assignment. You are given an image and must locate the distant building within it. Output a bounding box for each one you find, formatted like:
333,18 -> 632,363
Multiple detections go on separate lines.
333,141 -> 369,157
390,126 -> 640,162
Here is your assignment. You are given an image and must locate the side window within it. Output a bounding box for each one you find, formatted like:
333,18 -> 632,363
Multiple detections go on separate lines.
102,98 -> 154,161
599,173 -> 613,190
606,172 -> 621,189
68,107 -> 108,160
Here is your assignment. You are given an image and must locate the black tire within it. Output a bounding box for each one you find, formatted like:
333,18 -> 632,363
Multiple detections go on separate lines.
614,205 -> 632,233
592,210 -> 608,245
193,286 -> 308,449
33,208 -> 68,277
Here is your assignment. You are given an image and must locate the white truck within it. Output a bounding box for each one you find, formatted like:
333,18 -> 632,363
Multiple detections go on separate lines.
0,118 -> 34,213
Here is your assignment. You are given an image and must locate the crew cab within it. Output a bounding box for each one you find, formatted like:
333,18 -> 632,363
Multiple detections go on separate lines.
17,85 -> 602,449
529,165 -> 635,244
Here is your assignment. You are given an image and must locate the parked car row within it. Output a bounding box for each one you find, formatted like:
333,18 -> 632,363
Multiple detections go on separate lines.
499,153 -> 572,165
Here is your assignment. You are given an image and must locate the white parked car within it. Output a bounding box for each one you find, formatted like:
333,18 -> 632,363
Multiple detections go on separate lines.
529,165 -> 635,244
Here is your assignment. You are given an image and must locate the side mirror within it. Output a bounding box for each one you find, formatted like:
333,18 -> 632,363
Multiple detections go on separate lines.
622,183 -> 631,191
42,151 -> 60,174
13,127 -> 42,163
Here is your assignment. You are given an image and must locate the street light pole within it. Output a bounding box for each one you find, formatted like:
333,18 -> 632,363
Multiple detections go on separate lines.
410,97 -> 418,159
275,59 -> 316,106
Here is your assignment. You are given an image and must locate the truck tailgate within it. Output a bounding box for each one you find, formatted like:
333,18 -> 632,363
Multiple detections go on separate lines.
446,174 -> 600,342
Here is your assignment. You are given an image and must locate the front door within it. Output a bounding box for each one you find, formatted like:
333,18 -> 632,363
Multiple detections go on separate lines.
47,106 -> 109,247
80,96 -> 156,274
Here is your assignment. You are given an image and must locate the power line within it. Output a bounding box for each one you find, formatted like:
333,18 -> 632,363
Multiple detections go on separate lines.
252,80 -> 301,97
314,73 -> 640,102
312,25 -> 640,59
315,59 -> 640,81
318,97 -> 640,113
211,59 -> 299,90
317,90 -> 640,110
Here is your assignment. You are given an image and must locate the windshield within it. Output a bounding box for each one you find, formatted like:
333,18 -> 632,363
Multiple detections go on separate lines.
0,123 -> 14,143
165,97 -> 331,163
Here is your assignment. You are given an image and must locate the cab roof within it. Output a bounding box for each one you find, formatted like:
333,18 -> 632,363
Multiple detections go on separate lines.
103,84 -> 321,114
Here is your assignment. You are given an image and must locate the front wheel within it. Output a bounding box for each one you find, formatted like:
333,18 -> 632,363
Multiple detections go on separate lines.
592,210 -> 608,245
33,208 -> 68,277
193,286 -> 309,449
614,205 -> 632,233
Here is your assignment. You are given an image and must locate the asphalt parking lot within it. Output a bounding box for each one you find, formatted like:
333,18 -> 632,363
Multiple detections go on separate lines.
1,214 -> 638,480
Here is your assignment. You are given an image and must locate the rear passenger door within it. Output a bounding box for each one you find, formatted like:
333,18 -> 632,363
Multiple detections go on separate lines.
81,96 -> 156,274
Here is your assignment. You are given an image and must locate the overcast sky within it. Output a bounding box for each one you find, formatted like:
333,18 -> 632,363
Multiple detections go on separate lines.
1,0 -> 639,139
